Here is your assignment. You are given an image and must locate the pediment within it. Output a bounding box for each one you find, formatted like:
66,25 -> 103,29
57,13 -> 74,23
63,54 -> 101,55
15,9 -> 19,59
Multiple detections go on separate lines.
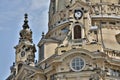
15,64 -> 44,80
60,48 -> 92,60
50,48 -> 106,63
69,1 -> 89,12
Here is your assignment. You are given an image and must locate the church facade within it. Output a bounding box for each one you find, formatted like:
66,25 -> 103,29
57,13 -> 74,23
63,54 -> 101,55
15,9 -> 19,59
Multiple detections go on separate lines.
7,0 -> 120,80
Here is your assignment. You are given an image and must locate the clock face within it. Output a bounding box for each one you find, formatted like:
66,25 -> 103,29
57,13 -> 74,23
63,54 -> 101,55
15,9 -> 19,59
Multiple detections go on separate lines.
74,10 -> 83,20
21,51 -> 25,57
70,57 -> 85,72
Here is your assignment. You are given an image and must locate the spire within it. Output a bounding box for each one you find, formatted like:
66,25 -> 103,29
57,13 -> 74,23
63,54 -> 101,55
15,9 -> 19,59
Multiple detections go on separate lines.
16,13 -> 36,67
42,32 -> 45,39
22,13 -> 29,29
19,13 -> 32,42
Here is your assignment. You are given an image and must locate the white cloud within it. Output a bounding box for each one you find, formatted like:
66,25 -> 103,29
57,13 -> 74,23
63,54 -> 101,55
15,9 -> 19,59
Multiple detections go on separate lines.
0,0 -> 50,36
25,0 -> 50,33
30,0 -> 50,11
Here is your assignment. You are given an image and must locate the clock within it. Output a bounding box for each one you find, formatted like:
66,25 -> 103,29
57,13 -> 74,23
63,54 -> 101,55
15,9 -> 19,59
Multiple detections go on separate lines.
21,51 -> 25,57
74,10 -> 83,20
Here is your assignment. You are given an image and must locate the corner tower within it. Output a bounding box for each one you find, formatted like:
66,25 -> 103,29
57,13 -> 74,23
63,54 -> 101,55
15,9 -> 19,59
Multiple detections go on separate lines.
14,14 -> 36,74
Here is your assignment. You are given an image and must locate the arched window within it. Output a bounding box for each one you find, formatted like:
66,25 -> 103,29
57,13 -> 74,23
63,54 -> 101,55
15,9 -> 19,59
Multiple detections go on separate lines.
18,63 -> 23,72
74,25 -> 82,39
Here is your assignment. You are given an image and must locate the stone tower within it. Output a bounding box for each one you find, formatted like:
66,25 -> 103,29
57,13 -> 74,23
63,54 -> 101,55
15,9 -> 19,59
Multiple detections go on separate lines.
14,14 -> 36,74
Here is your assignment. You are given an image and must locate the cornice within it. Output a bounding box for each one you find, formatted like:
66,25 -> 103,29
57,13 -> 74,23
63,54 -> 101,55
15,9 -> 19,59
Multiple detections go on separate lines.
15,64 -> 43,80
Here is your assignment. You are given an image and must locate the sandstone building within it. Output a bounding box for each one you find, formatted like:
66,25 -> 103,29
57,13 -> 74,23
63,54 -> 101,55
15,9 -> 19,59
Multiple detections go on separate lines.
7,0 -> 120,80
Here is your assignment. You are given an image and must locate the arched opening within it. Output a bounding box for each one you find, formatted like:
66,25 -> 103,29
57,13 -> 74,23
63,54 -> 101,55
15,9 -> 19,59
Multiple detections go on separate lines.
74,25 -> 82,39
18,63 -> 23,72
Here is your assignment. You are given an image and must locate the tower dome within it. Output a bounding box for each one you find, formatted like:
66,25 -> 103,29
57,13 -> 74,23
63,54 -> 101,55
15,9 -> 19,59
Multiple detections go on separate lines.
15,14 -> 36,74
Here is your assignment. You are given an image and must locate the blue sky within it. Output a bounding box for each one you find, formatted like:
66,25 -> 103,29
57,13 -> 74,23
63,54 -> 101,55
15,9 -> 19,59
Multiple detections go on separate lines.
0,0 -> 50,79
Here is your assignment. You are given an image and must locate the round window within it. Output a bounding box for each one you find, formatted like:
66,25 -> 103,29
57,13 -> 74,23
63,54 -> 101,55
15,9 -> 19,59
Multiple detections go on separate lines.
70,57 -> 85,72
